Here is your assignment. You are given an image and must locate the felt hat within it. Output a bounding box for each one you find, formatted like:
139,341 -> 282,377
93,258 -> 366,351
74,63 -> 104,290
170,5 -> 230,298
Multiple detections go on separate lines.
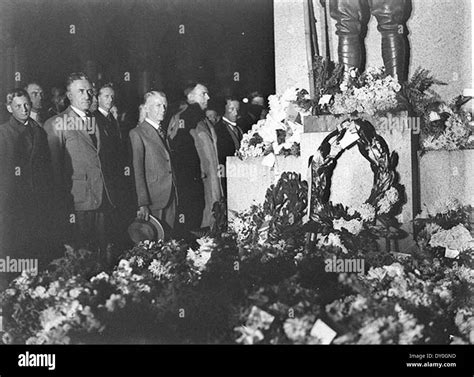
127,215 -> 165,243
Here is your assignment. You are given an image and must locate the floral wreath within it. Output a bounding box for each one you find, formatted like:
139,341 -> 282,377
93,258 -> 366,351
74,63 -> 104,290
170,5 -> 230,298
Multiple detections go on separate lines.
308,118 -> 400,223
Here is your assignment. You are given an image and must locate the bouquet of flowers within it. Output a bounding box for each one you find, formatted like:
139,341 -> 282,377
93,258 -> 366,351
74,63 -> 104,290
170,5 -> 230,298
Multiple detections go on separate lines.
421,102 -> 473,151
330,67 -> 401,117
238,87 -> 309,159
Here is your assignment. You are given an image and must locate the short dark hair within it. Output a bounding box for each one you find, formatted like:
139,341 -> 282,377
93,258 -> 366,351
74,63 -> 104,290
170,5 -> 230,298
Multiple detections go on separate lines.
184,82 -> 199,97
224,96 -> 240,104
183,81 -> 208,97
248,91 -> 263,101
6,88 -> 30,106
24,82 -> 42,91
97,82 -> 115,97
65,72 -> 90,91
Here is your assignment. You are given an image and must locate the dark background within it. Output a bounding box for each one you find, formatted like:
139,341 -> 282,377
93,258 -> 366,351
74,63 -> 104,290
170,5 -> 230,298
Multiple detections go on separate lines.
0,0 -> 275,123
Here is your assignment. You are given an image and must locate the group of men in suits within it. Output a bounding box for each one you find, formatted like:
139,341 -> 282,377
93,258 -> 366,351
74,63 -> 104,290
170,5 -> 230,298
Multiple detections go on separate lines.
0,73 -> 246,288
137,84 -> 244,238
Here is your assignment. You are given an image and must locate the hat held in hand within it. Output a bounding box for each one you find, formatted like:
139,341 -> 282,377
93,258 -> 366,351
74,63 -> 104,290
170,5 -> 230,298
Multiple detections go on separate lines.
128,215 -> 165,243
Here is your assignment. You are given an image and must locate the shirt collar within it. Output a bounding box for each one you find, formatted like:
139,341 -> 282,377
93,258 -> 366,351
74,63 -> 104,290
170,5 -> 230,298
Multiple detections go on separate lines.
98,107 -> 109,118
30,111 -> 38,121
145,117 -> 162,130
71,105 -> 87,119
223,116 -> 237,127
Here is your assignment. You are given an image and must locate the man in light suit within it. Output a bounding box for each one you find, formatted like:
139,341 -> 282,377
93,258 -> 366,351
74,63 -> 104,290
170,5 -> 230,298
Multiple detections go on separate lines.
44,72 -> 115,256
129,91 -> 176,231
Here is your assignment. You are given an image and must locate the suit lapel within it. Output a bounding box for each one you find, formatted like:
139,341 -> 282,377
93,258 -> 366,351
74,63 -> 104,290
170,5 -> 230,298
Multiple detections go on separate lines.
142,121 -> 170,158
68,108 -> 99,152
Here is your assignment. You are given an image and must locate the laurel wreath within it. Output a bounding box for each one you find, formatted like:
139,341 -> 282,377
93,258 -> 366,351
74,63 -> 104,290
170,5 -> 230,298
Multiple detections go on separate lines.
308,118 -> 400,223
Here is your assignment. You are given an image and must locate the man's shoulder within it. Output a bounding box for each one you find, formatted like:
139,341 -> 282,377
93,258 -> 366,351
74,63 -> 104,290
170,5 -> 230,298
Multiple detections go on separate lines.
93,109 -> 106,121
130,121 -> 150,136
43,107 -> 72,130
0,118 -> 14,136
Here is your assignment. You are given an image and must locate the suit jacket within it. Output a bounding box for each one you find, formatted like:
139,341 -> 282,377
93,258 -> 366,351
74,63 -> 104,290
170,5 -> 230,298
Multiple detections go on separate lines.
129,120 -> 175,212
215,118 -> 243,166
43,106 -> 113,212
0,116 -> 52,257
168,104 -> 222,228
93,109 -> 124,205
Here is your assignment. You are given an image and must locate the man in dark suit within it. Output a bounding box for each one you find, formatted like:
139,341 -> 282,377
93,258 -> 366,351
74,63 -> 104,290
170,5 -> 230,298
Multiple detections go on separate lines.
129,91 -> 176,231
0,89 -> 53,288
24,82 -> 45,126
168,82 -> 222,233
215,97 -> 243,196
93,83 -> 131,254
43,72 -> 115,260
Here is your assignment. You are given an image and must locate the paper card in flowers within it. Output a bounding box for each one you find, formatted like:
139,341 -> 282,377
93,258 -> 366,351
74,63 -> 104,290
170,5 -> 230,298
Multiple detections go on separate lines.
245,306 -> 275,330
310,319 -> 337,345
234,325 -> 264,345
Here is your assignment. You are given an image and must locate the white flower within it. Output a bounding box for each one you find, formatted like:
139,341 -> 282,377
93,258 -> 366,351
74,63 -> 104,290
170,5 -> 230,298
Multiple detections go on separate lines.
68,288 -> 82,299
91,271 -> 110,283
105,293 -> 126,312
196,236 -> 217,254
429,224 -> 473,252
378,187 -> 399,214
383,263 -> 404,278
148,260 -> 173,280
366,267 -> 387,281
31,286 -> 48,299
187,238 -> 215,273
333,218 -> 363,235
348,203 -> 376,222
117,259 -> 133,275
283,317 -> 312,342
317,233 -> 349,254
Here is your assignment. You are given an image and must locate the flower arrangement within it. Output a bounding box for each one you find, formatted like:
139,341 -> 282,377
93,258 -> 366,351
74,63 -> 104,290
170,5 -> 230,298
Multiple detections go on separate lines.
421,102 -> 473,151
414,199 -> 473,262
1,176 -> 472,345
238,87 -> 309,159
330,67 -> 402,117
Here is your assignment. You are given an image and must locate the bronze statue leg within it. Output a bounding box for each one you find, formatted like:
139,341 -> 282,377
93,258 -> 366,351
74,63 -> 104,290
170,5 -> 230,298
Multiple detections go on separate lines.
369,0 -> 409,82
329,0 -> 364,80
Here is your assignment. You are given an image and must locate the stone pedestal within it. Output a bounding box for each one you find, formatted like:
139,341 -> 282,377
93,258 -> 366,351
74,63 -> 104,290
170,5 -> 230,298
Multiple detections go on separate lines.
419,150 -> 474,211
226,156 -> 305,218
227,113 -> 420,250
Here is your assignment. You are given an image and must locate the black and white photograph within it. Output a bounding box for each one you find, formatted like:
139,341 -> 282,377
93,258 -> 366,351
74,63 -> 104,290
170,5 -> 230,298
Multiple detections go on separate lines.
0,0 -> 472,376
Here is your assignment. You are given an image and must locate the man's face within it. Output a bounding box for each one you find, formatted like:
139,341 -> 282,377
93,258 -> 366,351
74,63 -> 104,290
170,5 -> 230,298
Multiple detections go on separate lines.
8,95 -> 31,123
206,110 -> 219,125
189,84 -> 210,110
67,79 -> 93,111
251,96 -> 264,107
225,100 -> 240,123
98,87 -> 115,112
26,84 -> 43,111
145,95 -> 167,123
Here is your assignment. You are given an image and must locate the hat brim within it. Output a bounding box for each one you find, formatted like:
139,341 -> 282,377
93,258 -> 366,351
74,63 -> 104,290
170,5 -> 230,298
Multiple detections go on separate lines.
148,215 -> 165,241
128,215 -> 166,243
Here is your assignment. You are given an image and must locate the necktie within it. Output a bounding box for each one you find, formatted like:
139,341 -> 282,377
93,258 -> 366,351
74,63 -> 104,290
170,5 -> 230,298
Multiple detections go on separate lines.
85,111 -> 97,148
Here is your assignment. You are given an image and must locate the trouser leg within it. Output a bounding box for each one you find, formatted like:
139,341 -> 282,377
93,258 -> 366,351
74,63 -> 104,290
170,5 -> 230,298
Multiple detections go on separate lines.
369,0 -> 409,82
329,0 -> 364,80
